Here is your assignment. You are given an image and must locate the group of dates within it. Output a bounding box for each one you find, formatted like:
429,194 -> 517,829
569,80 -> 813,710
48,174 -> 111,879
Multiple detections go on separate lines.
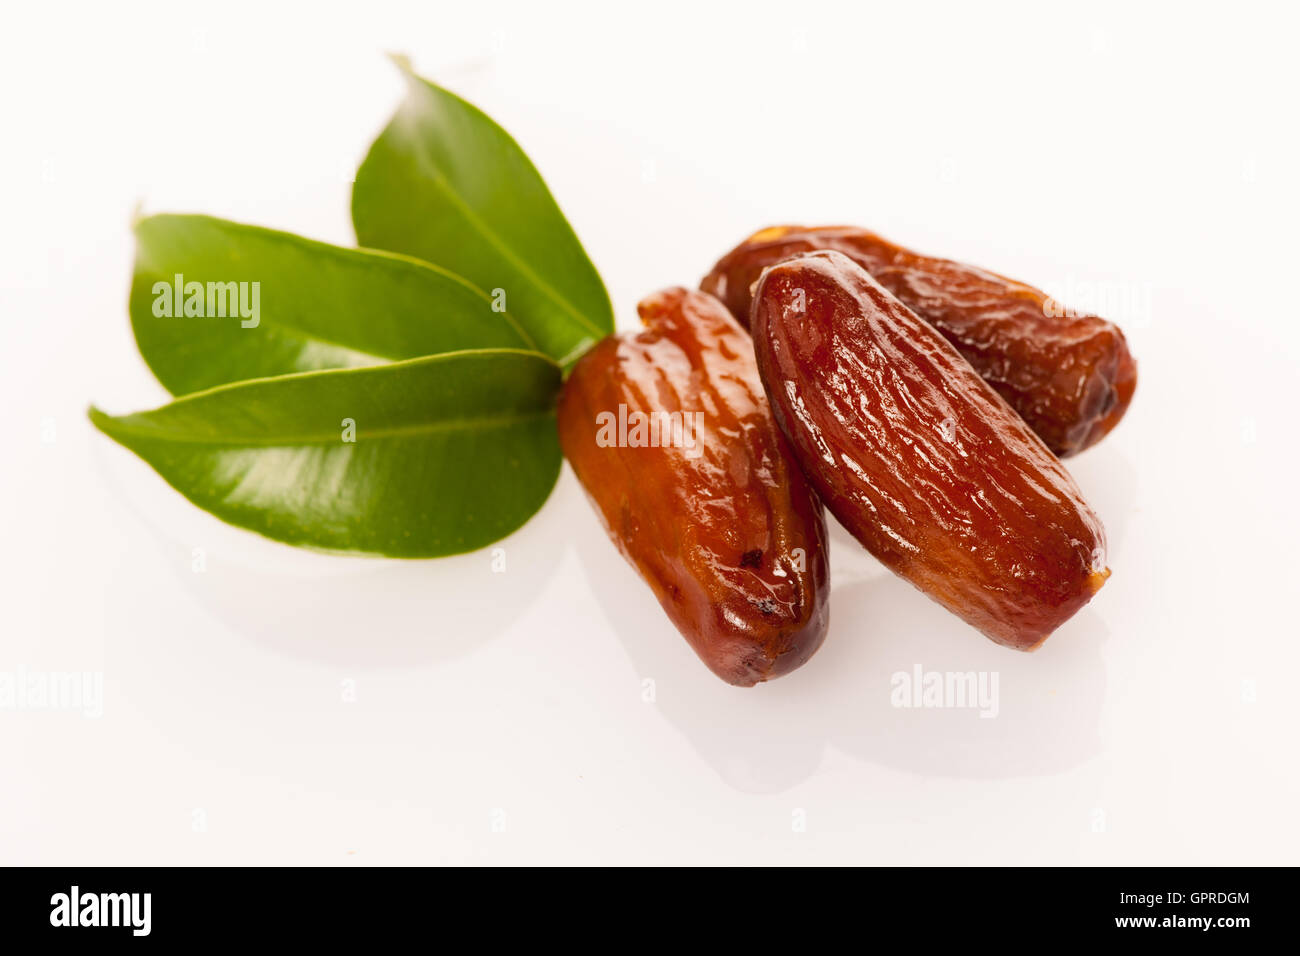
557,227 -> 1137,686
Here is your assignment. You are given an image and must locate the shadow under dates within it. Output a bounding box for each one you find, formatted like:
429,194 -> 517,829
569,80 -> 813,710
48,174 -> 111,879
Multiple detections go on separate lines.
570,467 -> 1118,794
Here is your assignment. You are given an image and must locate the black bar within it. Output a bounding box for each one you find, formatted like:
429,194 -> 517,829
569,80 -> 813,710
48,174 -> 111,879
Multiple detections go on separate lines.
0,866 -> 1284,942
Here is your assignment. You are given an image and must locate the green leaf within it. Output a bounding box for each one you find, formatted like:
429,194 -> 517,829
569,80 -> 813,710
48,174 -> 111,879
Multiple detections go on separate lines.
352,58 -> 614,367
89,349 -> 562,557
130,214 -> 534,395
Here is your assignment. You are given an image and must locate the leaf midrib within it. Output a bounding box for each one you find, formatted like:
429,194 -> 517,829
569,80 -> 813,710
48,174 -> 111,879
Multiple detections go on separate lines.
94,408 -> 555,447
396,96 -> 607,341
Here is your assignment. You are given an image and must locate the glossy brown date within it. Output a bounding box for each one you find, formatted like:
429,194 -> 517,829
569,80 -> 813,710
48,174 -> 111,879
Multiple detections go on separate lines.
702,225 -> 1137,457
752,251 -> 1108,649
557,287 -> 830,686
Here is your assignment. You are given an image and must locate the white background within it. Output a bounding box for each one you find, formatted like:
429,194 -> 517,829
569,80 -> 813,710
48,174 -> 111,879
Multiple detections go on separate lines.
2,0 -> 1297,865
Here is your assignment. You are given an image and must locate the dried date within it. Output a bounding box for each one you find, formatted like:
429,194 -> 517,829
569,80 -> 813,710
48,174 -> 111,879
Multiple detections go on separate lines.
557,287 -> 830,685
703,225 -> 1137,457
751,251 -> 1109,649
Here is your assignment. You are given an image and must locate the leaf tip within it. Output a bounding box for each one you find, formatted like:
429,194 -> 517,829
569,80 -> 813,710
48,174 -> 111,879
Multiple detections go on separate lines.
385,51 -> 415,77
86,405 -> 114,434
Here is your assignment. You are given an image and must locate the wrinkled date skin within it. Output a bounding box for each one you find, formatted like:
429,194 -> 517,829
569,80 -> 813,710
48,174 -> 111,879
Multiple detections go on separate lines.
557,287 -> 830,686
752,252 -> 1108,649
702,226 -> 1137,457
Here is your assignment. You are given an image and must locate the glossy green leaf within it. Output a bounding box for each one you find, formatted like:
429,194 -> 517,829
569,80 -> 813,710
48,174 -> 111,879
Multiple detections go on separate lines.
130,214 -> 534,396
89,349 -> 562,557
352,58 -> 613,367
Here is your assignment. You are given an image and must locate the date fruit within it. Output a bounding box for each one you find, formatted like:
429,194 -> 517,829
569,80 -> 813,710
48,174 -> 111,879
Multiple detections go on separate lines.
702,225 -> 1137,457
557,287 -> 830,686
751,251 -> 1108,649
